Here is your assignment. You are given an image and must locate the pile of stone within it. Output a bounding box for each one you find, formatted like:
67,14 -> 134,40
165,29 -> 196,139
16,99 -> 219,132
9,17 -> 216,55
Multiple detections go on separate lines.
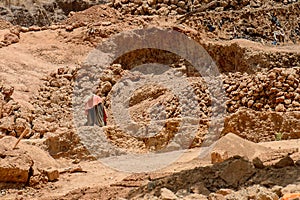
110,0 -> 193,15
111,0 -> 250,16
109,0 -> 293,16
30,67 -> 76,139
0,82 -> 32,139
185,1 -> 300,44
224,67 -> 300,113
186,67 -> 300,120
29,66 -> 89,159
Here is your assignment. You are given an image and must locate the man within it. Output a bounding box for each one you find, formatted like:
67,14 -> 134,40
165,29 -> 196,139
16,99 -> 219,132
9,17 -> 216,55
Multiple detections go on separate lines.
85,94 -> 107,127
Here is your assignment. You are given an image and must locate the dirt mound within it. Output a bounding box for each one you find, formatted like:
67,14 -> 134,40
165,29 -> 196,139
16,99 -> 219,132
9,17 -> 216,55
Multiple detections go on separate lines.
0,0 -> 103,27
63,4 -> 121,26
206,133 -> 270,161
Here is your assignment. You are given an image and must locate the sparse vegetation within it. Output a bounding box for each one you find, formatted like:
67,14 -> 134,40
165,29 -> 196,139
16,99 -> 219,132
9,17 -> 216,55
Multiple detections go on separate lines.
275,132 -> 283,141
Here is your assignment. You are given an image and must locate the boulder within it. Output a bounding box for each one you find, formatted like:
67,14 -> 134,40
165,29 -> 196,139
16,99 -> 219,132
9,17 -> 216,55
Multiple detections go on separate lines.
274,156 -> 294,168
160,187 -> 178,200
211,150 -> 228,164
0,153 -> 33,184
252,157 -> 265,169
0,116 -> 15,132
219,157 -> 255,187
2,33 -> 19,45
0,137 -> 33,183
44,167 -> 59,182
0,136 -> 60,186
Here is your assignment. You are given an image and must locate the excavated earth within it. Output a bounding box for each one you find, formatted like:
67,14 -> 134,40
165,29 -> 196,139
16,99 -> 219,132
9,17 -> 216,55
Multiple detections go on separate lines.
0,0 -> 299,199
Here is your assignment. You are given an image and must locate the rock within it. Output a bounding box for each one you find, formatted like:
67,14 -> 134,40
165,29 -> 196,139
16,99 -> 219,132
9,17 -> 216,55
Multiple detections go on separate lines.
252,157 -> 265,169
271,186 -> 282,197
295,159 -> 300,166
256,191 -> 279,200
102,21 -> 112,26
44,168 -> 59,181
183,193 -> 208,200
3,33 -> 19,45
177,1 -> 185,8
275,104 -> 286,112
65,25 -> 74,32
0,116 -> 15,132
211,150 -> 229,164
32,119 -> 55,135
0,136 -> 60,186
216,188 -> 234,196
275,96 -> 285,103
282,193 -> 300,200
160,188 -> 178,200
247,100 -> 254,107
158,7 -> 170,15
208,193 -> 226,200
281,184 -> 300,195
190,182 -> 210,196
20,26 -> 29,32
101,81 -> 112,94
14,118 -> 29,137
274,156 -> 294,168
134,0 -> 143,5
0,153 -> 33,183
170,0 -> 179,4
175,189 -> 190,199
2,100 -> 20,117
220,157 -> 255,187
0,137 -> 33,183
1,85 -> 14,101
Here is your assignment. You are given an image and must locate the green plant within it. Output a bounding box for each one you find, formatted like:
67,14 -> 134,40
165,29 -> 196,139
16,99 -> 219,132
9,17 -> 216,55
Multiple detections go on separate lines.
275,132 -> 283,141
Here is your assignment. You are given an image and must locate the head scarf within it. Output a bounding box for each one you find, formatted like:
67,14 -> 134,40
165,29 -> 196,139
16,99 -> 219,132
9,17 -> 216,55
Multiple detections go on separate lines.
85,94 -> 103,115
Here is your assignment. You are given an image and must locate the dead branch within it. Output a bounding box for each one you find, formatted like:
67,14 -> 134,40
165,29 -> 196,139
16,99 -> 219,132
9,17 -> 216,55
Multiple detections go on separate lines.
13,128 -> 30,149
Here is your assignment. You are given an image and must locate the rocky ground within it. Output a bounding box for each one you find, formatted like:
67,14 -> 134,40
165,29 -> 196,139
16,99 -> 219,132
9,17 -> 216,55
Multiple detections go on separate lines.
0,0 -> 299,199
